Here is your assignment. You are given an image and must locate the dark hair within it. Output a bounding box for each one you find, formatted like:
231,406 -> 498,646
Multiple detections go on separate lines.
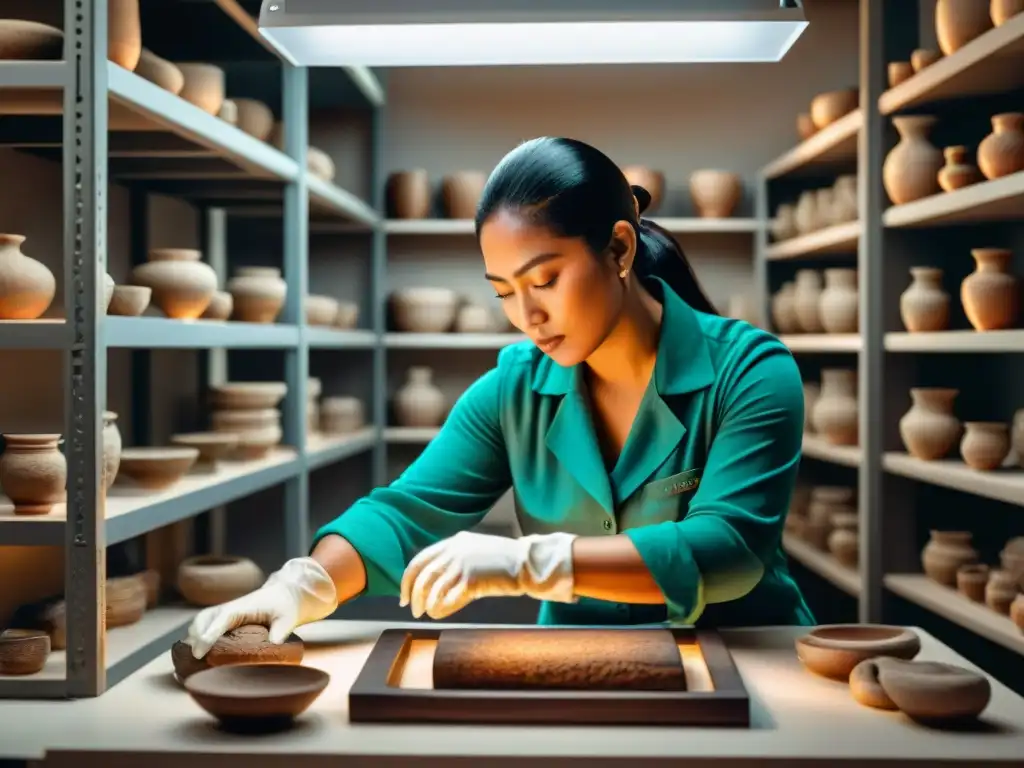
474,137 -> 718,315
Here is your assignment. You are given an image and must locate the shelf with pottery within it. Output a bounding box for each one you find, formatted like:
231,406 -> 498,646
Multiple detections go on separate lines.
879,10 -> 1024,115
782,532 -> 861,597
779,334 -> 861,353
307,327 -> 377,349
305,427 -> 377,472
885,329 -> 1024,352
801,433 -> 862,468
783,482 -> 861,596
883,454 -> 1024,508
761,101 -> 862,180
384,332 -> 523,350
379,217 -> 762,236
304,381 -> 375,471
765,220 -> 861,261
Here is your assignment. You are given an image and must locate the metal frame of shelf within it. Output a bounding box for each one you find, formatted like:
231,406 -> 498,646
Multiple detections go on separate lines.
0,0 -> 388,699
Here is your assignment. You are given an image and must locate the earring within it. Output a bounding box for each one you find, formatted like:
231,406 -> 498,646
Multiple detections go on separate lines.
619,268 -> 629,279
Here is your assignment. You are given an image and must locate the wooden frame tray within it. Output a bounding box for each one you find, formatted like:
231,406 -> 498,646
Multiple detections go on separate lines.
348,626 -> 750,726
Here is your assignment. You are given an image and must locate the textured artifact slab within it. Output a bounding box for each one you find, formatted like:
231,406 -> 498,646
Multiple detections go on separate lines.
432,628 -> 686,690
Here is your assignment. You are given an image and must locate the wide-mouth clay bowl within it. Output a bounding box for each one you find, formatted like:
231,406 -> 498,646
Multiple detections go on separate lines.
795,624 -> 920,681
170,432 -> 240,472
116,447 -> 199,490
108,285 -> 152,317
209,382 -> 287,410
0,628 -> 50,675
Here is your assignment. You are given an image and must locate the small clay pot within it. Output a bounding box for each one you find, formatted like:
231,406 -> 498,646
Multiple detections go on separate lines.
320,397 -> 365,435
899,267 -> 950,332
200,291 -> 233,321
935,0 -> 993,55
441,171 -> 487,219
108,285 -> 151,317
977,112 -> 1024,180
0,234 -> 57,320
233,99 -> 274,141
227,267 -> 287,324
177,555 -> 265,607
0,434 -> 66,516
811,369 -> 858,446
883,115 -> 942,205
956,563 -> 989,602
960,422 -> 1010,470
176,63 -> 225,115
621,166 -> 666,213
116,447 -> 199,490
809,89 -> 858,130
386,170 -> 431,219
851,657 -> 991,724
170,432 -> 239,473
985,569 -> 1019,614
130,248 -> 217,320
770,282 -> 800,335
922,530 -> 979,586
826,512 -> 859,568
795,624 -> 920,681
938,145 -> 981,191
818,268 -> 858,334
961,247 -> 1019,331
305,295 -> 339,326
102,410 -> 122,491
106,574 -> 147,628
888,61 -> 913,87
134,48 -> 184,94
792,269 -> 824,333
689,170 -> 742,218
910,48 -> 942,70
898,388 -> 961,461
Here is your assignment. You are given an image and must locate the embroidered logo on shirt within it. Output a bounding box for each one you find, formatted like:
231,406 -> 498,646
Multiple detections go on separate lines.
645,468 -> 703,500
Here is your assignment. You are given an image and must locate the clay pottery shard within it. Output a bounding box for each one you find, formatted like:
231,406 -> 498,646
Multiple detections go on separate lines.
960,421 -> 1010,470
175,63 -> 226,115
992,0 -> 1024,25
938,145 -> 981,191
441,171 -> 488,219
0,629 -> 50,675
956,563 -> 989,602
911,48 -> 942,70
688,170 -> 742,218
205,625 -> 304,668
899,266 -> 950,332
134,49 -> 184,94
794,624 -> 921,681
184,664 -> 329,732
0,20 -> 63,59
621,166 -> 666,213
961,248 -> 1019,331
130,248 -> 217,320
898,387 -> 962,461
227,267 -> 287,324
0,233 -> 57,320
172,640 -> 210,682
883,116 -> 942,205
108,0 -> 141,71
936,0 -> 994,54
849,659 -> 898,710
0,434 -> 66,516
387,170 -> 431,219
873,657 -> 991,724
977,112 -> 1024,180
177,555 -> 265,607
809,88 -> 858,130
922,530 -> 979,586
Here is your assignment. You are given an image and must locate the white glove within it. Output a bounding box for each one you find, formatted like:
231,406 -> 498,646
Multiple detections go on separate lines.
399,530 -> 578,620
186,557 -> 338,659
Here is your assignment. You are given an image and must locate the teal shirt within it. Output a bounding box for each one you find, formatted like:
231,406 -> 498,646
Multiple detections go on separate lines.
313,277 -> 815,628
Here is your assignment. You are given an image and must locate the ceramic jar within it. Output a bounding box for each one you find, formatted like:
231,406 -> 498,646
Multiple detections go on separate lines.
960,422 -> 1010,470
0,435 -> 66,516
935,0 -> 993,54
108,0 -> 141,71
819,268 -> 858,334
770,282 -> 800,334
827,512 -> 859,568
811,368 -> 858,446
688,170 -> 741,218
991,0 -> 1024,26
232,98 -> 274,141
394,367 -> 446,428
0,234 -> 56,320
1011,409 -> 1024,468
622,166 -> 666,212
177,555 -> 265,607
387,170 -> 431,219
441,171 -> 487,219
793,191 -> 817,235
984,569 -> 1019,614
771,204 -> 797,241
228,267 -> 287,323
883,116 -> 943,205
831,175 -> 858,222
130,248 -> 217,319
805,486 -> 855,550
977,112 -> 1024,180
961,248 -> 1018,331
454,303 -> 495,333
320,396 -> 365,435
898,388 -> 962,461
900,267 -> 950,332
176,63 -> 225,115
103,411 -> 122,491
922,530 -> 979,586
938,145 -> 981,191
803,382 -> 820,434
391,287 -> 458,333
793,270 -> 824,333
810,89 -> 858,129
956,563 -> 989,602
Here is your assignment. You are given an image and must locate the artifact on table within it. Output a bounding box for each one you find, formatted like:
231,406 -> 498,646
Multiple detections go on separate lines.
955,563 -> 989,602
985,569 -> 1019,614
394,366 -> 446,428
175,63 -> 226,115
177,555 -> 265,607
794,624 -> 920,680
227,266 -> 287,323
169,432 -> 240,473
108,284 -> 151,317
390,287 -> 458,332
454,302 -> 496,333
887,61 -> 913,88
115,446 -> 199,491
792,269 -> 824,332
134,48 -> 184,94
922,530 -> 979,586
107,0 -> 141,71
899,267 -> 950,332
810,368 -> 858,446
0,629 -> 49,675
0,20 -> 63,59
809,88 -> 858,129
937,145 -> 981,191
232,98 -> 274,141
102,411 -> 122,491
433,628 -> 686,691
688,170 -> 741,218
171,624 -> 305,682
959,422 -> 1010,470
977,112 -> 1024,179
305,294 -> 339,326
883,116 -> 942,204
621,166 -> 665,212
335,300 -> 359,329
0,434 -> 66,516
910,48 -> 942,70
796,112 -> 816,140
818,268 -> 858,334
961,248 -> 1018,331
0,234 -> 56,320
184,664 -> 329,732
386,170 -> 431,219
320,396 -> 365,435
130,248 -> 217,320
992,0 -> 1024,26
850,657 -> 991,724
935,0 -> 993,54
897,388 -> 961,461
441,171 -> 488,219
199,290 -> 232,321
826,512 -> 858,568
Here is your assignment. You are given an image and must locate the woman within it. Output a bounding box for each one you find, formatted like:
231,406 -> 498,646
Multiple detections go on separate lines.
187,137 -> 813,659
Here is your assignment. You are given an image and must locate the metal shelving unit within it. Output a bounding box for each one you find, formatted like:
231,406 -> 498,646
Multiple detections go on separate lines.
0,0 -> 388,698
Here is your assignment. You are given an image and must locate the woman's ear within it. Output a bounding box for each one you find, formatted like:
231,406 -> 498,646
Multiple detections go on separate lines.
609,219 -> 637,274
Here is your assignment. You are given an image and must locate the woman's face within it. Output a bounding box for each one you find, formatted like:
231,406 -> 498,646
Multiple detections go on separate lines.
480,209 -> 635,367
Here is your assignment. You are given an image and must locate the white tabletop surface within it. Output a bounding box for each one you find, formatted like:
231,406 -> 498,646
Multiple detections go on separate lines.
2,620 -> 1023,767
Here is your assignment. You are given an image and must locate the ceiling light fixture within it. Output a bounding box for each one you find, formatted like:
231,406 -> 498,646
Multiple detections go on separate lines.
258,0 -> 808,68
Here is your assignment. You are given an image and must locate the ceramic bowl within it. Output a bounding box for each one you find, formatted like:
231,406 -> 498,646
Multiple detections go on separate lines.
334,300 -> 359,329
305,295 -> 339,326
177,555 -> 265,607
390,287 -> 458,333
170,432 -> 240,473
0,629 -> 50,675
183,663 -> 329,731
200,290 -> 233,321
795,624 -> 920,681
108,285 -> 152,317
116,447 -> 199,490
210,382 -> 287,410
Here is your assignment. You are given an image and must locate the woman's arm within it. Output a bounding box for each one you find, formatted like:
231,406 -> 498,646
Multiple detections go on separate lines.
571,536 -> 664,603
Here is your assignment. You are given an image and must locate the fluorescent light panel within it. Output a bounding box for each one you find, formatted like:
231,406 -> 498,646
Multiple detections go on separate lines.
258,2 -> 808,67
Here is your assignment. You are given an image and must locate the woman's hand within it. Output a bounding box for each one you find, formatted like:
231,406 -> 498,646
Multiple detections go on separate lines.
185,557 -> 338,659
400,530 -> 578,620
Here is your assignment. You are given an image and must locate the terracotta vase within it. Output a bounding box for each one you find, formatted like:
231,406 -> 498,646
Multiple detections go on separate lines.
888,61 -> 913,88
898,388 -> 962,460
0,435 -> 66,516
922,530 -> 978,586
394,367 -> 446,428
793,270 -> 824,333
900,267 -> 950,332
938,145 -> 981,191
935,0 -> 993,55
0,234 -> 56,320
819,268 -> 858,334
441,171 -> 487,219
130,248 -> 217,320
803,382 -> 820,434
977,112 -> 1024,180
227,267 -> 287,324
387,170 -> 431,219
621,166 -> 666,213
1011,408 -> 1024,468
827,512 -> 859,568
883,116 -> 943,205
811,369 -> 858,446
984,569 -> 1018,614
961,248 -> 1019,331
688,170 -> 742,218
991,0 -> 1024,25
103,411 -> 122,491
960,422 -> 1010,470
956,563 -> 989,602
793,191 -> 817,235
770,282 -> 800,334
108,0 -> 141,71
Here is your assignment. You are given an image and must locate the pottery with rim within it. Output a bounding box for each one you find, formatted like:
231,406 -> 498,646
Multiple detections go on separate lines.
960,421 -> 1010,470
922,530 -> 979,586
130,248 -> 218,320
394,366 -> 446,428
306,295 -> 339,326
956,563 -> 989,602
116,446 -> 199,490
985,569 -> 1019,613
0,233 -> 56,320
688,169 -> 742,218
0,434 -> 66,515
795,624 -> 920,680
938,145 -> 981,191
849,657 -> 990,723
935,0 -> 993,54
899,267 -> 950,332
177,555 -> 265,607
387,170 -> 431,219
961,247 -> 1019,331
227,267 -> 287,324
883,115 -> 942,204
320,396 -> 365,435
811,369 -> 858,446
978,112 -> 1024,179
441,171 -> 488,219
898,388 -> 962,461
108,285 -> 151,317
391,287 -> 459,333
210,381 -> 287,411
0,629 -> 50,675
170,432 -> 240,473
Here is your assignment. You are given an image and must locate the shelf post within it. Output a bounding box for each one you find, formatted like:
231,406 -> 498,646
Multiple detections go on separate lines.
370,77 -> 388,487
63,0 -> 109,697
753,172 -> 770,328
